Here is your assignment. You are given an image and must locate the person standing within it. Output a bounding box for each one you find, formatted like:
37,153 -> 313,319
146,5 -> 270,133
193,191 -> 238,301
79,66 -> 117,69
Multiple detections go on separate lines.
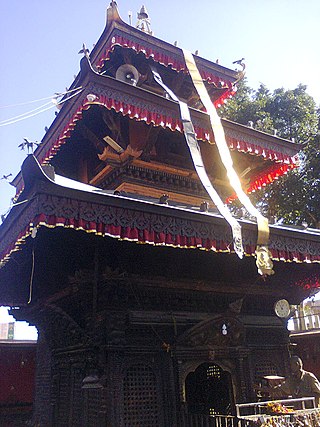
274,356 -> 320,407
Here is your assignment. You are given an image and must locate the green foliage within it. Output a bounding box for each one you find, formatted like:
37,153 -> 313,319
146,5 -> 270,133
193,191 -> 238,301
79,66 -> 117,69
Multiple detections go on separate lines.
270,84 -> 318,141
220,79 -> 320,228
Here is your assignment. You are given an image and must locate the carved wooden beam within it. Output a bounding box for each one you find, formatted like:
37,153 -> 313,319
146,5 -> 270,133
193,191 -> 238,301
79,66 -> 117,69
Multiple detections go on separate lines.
77,121 -> 106,154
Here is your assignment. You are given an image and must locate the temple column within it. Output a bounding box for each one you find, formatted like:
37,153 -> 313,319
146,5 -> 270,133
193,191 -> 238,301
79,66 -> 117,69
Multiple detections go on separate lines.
234,348 -> 251,403
32,331 -> 53,426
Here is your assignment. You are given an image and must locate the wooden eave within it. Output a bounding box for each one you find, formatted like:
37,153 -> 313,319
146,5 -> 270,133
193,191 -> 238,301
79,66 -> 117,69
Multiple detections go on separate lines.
1,156 -> 320,307
11,60 -> 299,193
3,156 -> 320,267
221,119 -> 299,158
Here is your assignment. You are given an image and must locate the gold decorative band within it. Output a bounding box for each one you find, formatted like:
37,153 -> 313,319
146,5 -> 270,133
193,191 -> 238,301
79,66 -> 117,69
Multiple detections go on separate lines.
151,66 -> 244,258
182,49 -> 273,276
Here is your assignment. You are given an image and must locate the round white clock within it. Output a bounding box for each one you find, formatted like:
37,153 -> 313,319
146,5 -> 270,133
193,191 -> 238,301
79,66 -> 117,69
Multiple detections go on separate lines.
274,299 -> 291,318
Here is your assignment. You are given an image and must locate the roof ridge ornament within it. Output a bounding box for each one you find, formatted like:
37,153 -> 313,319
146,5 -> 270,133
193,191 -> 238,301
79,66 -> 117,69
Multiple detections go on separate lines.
136,5 -> 153,35
232,58 -> 246,82
78,43 -> 90,59
106,1 -> 121,24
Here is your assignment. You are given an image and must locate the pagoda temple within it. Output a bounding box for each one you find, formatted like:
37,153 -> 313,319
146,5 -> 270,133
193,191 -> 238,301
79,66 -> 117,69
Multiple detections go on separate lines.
0,3 -> 320,426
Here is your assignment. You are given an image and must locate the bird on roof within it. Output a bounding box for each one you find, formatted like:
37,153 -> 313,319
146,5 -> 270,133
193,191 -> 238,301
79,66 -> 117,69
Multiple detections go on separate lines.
159,194 -> 169,205
233,58 -> 246,76
233,58 -> 245,65
200,201 -> 209,212
232,58 -> 246,73
0,173 -> 12,181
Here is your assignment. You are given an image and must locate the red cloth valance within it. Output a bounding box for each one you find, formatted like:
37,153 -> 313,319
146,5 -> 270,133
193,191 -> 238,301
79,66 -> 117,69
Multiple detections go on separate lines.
226,163 -> 297,203
12,95 -> 297,202
1,210 -> 320,270
94,34 -> 236,105
95,35 -> 233,86
40,98 -> 297,167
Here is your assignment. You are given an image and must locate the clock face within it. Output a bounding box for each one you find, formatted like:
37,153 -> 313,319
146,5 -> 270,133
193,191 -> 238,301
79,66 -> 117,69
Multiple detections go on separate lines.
274,299 -> 291,318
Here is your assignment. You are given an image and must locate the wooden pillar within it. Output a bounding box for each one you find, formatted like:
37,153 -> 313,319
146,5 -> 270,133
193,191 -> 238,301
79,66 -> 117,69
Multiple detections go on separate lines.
106,350 -> 124,427
32,331 -> 53,427
298,306 -> 307,330
160,351 -> 178,427
314,314 -> 320,329
235,349 -> 251,403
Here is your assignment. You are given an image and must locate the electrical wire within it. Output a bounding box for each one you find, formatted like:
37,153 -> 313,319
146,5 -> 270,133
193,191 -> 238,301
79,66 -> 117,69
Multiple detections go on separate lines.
0,87 -> 82,109
0,97 -> 55,109
27,246 -> 35,304
0,87 -> 83,127
0,101 -> 54,125
0,103 -> 60,127
0,88 -> 83,126
0,197 -> 37,224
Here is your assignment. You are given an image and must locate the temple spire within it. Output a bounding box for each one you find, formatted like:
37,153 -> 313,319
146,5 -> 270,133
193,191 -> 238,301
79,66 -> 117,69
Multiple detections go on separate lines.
136,5 -> 153,35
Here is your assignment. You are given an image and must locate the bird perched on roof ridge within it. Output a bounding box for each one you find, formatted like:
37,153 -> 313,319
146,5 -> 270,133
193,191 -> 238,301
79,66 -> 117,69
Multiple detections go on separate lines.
233,57 -> 245,65
233,57 -> 246,73
159,194 -> 169,205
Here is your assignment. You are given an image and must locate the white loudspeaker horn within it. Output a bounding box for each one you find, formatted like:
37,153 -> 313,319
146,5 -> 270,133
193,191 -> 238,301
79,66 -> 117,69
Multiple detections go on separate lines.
115,64 -> 139,86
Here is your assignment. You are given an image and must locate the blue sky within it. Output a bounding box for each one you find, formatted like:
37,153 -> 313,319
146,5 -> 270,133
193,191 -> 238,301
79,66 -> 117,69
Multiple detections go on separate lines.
1,0 -> 320,216
0,306 -> 38,340
1,0 -> 320,334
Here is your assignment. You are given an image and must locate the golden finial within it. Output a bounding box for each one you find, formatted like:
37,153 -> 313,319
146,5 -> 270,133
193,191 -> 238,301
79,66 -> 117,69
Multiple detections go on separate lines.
136,5 -> 153,35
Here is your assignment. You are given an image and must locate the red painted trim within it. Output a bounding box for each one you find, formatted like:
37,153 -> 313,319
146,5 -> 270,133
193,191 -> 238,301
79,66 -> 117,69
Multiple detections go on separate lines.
1,209 -> 320,267
94,35 -> 236,105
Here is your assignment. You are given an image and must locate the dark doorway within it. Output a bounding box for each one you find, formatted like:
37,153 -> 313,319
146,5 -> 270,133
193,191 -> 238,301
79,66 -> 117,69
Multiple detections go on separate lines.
185,363 -> 232,415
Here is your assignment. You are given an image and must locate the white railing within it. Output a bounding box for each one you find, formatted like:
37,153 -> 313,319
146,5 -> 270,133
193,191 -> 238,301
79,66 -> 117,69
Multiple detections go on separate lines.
180,412 -> 253,427
290,304 -> 320,332
236,397 -> 316,418
235,398 -> 320,427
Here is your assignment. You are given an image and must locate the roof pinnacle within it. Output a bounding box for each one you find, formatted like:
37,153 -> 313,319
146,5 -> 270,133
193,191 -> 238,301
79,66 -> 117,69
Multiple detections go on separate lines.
136,5 -> 153,35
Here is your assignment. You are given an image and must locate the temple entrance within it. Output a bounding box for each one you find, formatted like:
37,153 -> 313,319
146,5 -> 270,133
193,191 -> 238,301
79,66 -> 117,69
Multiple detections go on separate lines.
185,363 -> 233,416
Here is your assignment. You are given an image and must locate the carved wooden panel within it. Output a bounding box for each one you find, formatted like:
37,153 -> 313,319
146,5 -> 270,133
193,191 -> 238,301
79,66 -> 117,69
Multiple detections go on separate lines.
177,316 -> 245,348
254,360 -> 279,383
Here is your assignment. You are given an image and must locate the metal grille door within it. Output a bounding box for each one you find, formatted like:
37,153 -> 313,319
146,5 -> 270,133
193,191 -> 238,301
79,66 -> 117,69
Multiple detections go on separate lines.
123,364 -> 161,427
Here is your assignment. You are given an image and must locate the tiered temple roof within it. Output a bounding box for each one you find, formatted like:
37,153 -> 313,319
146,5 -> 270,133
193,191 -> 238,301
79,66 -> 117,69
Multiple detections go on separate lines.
1,1 -> 319,296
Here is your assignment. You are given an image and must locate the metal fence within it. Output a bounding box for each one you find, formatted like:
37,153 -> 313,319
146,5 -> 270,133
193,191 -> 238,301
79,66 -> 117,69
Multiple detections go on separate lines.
179,412 -> 253,427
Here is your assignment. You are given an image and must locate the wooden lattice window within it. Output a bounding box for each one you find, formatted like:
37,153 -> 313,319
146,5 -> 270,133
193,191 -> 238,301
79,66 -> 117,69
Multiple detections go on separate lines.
255,360 -> 278,383
123,363 -> 161,427
207,364 -> 222,379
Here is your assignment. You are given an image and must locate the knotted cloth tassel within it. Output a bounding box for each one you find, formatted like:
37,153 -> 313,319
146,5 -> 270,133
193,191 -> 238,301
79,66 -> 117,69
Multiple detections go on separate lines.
182,49 -> 274,276
151,66 -> 244,258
